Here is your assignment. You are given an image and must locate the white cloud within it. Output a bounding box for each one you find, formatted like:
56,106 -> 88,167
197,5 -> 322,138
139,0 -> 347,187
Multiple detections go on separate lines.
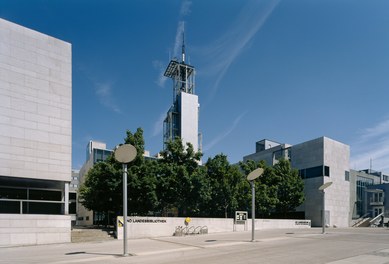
153,60 -> 168,87
198,0 -> 280,101
173,21 -> 185,60
350,118 -> 389,172
203,112 -> 247,153
180,0 -> 192,17
154,1 -> 192,87
95,82 -> 121,113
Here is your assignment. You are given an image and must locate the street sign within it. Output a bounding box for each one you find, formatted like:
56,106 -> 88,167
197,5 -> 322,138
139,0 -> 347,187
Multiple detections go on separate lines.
235,211 -> 248,225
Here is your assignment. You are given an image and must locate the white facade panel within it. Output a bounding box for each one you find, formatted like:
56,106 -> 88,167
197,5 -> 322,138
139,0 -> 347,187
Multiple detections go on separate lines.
179,92 -> 199,152
0,18 -> 71,182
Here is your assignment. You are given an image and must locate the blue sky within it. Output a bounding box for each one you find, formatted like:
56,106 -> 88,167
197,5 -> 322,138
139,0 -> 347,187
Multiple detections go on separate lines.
1,0 -> 389,172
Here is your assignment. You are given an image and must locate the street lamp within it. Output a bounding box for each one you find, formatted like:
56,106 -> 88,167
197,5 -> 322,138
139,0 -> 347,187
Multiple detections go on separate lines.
318,181 -> 333,234
247,167 -> 264,242
114,144 -> 137,257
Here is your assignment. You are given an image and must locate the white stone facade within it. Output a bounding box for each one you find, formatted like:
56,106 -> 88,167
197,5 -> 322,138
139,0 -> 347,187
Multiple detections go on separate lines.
244,136 -> 350,227
0,18 -> 72,182
292,137 -> 350,227
179,92 -> 199,152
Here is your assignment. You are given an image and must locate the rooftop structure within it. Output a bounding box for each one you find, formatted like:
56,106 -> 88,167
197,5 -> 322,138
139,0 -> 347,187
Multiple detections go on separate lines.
163,33 -> 200,156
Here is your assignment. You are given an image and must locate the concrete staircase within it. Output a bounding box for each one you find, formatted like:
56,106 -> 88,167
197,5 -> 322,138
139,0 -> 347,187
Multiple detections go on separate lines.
71,227 -> 115,243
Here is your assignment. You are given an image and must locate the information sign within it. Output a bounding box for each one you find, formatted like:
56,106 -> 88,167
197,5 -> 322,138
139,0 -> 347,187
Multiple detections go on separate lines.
235,211 -> 248,225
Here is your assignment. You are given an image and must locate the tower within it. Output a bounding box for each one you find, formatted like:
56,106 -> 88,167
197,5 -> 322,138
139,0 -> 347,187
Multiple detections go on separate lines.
163,34 -> 200,154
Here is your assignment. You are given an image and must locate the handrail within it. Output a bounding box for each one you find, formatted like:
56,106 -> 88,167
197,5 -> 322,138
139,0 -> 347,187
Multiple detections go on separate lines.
352,213 -> 370,227
369,212 -> 384,224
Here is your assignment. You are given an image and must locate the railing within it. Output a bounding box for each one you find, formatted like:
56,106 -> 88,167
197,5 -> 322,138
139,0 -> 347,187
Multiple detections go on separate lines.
352,213 -> 370,227
174,225 -> 208,236
369,212 -> 384,227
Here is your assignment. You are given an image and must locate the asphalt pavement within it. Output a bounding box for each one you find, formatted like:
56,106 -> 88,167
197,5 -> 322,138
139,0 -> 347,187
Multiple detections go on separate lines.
2,228 -> 389,264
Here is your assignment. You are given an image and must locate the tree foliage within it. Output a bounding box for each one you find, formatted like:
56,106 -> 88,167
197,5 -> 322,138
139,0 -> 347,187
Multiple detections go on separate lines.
157,138 -> 208,216
205,154 -> 245,218
273,159 -> 305,216
79,129 -> 305,220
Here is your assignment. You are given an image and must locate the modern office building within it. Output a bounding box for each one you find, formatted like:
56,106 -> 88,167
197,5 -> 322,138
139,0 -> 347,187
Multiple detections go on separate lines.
244,137 -> 350,227
163,37 -> 201,156
77,141 -> 113,225
0,18 -> 72,245
350,169 -> 389,225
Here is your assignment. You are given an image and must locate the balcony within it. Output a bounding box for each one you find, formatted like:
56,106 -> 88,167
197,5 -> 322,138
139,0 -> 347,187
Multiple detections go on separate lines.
369,197 -> 384,206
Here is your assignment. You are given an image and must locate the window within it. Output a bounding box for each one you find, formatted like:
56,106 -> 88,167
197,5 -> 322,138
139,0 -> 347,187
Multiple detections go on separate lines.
324,166 -> 330,177
356,176 -> 374,216
299,165 -> 331,179
345,171 -> 350,181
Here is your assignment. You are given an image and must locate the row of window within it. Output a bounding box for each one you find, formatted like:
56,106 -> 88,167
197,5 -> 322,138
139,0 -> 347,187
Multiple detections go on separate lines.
0,187 -> 62,201
299,165 -> 330,179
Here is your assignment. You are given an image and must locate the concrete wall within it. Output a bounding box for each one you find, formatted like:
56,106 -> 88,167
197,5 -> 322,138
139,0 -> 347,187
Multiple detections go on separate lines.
323,137 -> 350,228
293,137 -> 350,227
0,214 -> 71,246
116,216 -> 311,239
0,18 -> 72,182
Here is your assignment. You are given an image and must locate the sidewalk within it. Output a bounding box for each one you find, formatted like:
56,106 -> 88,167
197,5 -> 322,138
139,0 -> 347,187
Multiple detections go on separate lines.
1,228 -> 389,264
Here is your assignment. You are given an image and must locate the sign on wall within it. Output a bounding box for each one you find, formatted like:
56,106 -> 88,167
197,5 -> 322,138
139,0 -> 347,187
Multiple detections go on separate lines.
235,211 -> 248,225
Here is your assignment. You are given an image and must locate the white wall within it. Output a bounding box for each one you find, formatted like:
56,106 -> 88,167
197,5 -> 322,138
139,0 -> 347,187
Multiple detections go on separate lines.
0,214 -> 71,246
0,18 -> 72,182
179,92 -> 199,152
323,137 -> 350,227
116,216 -> 311,239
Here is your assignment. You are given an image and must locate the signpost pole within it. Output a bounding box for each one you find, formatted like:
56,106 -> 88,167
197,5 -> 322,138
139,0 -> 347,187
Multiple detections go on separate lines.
123,163 -> 128,256
246,167 -> 264,243
251,180 -> 255,242
114,144 -> 137,257
322,189 -> 326,234
318,182 -> 332,235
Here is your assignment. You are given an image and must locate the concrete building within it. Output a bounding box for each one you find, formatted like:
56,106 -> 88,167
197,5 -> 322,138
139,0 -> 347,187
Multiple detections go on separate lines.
163,37 -> 201,157
0,18 -> 72,245
77,141 -> 113,226
243,137 -> 350,227
349,169 -> 389,226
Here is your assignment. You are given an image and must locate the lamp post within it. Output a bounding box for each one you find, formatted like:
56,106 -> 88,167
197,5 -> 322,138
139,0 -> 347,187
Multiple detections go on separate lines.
114,144 -> 137,257
247,167 -> 264,242
318,181 -> 332,234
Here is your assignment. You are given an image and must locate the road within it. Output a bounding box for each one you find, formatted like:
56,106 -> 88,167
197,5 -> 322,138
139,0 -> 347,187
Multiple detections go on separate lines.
1,228 -> 389,264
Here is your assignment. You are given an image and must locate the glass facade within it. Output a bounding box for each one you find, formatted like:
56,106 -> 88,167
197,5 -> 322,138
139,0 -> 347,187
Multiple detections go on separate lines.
356,176 -> 374,216
0,186 -> 64,214
93,149 -> 112,163
299,165 -> 330,179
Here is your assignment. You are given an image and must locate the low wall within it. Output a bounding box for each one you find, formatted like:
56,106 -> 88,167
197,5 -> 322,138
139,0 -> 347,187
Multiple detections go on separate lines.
116,216 -> 311,239
0,214 -> 71,247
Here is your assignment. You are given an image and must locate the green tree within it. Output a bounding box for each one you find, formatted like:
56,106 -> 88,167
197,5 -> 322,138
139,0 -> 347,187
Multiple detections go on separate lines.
205,154 -> 245,218
240,159 -> 305,217
157,137 -> 207,216
79,128 -> 159,218
273,159 -> 305,216
122,127 -> 158,215
78,161 -> 122,218
240,160 -> 278,217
